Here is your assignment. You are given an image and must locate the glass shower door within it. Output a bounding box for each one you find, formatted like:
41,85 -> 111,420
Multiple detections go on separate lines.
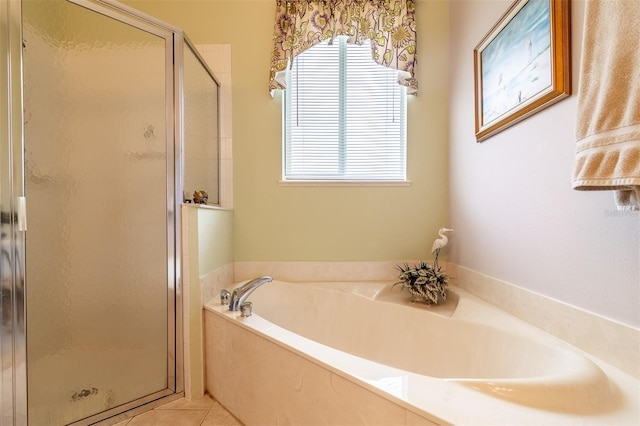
22,0 -> 177,424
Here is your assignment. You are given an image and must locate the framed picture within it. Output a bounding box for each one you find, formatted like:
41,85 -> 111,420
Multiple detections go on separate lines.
474,0 -> 570,142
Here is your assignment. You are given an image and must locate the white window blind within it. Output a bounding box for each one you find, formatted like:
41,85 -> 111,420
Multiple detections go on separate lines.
284,36 -> 407,181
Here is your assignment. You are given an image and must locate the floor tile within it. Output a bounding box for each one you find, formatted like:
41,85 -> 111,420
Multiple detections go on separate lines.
127,408 -> 208,426
113,395 -> 241,426
157,394 -> 215,411
201,401 -> 243,426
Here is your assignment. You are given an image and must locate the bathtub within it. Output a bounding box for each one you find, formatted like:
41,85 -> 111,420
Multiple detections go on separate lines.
203,280 -> 639,425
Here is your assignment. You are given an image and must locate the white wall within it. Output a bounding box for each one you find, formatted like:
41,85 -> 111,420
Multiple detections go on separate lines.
449,0 -> 639,327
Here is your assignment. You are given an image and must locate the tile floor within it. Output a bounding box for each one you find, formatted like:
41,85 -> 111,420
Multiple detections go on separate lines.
113,395 -> 242,426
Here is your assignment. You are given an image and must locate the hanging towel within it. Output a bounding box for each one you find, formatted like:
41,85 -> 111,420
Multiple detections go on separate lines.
572,0 -> 640,211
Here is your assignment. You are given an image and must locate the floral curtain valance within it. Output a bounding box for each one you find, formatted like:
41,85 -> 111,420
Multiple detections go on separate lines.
269,0 -> 418,95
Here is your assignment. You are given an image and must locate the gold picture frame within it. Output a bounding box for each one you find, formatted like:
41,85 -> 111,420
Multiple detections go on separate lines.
474,0 -> 570,142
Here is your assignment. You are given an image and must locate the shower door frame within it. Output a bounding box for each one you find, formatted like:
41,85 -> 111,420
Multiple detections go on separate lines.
20,0 -> 186,424
1,0 -> 27,424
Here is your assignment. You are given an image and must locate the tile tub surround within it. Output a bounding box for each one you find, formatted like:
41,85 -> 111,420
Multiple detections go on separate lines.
201,263 -> 236,309
234,260 -> 413,283
203,280 -> 639,425
203,305 -> 439,426
182,262 -> 235,400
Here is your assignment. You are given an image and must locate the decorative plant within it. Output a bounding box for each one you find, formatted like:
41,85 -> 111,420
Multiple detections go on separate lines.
394,228 -> 453,305
393,261 -> 449,305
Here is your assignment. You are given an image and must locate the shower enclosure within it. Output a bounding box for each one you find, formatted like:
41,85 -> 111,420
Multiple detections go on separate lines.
1,0 -> 220,424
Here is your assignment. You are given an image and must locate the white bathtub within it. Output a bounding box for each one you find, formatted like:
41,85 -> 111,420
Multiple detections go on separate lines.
203,280 -> 639,425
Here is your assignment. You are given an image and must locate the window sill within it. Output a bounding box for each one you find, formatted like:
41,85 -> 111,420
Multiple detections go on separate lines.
279,180 -> 411,187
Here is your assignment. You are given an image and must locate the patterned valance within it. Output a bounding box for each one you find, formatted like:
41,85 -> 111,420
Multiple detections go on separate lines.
269,0 -> 418,95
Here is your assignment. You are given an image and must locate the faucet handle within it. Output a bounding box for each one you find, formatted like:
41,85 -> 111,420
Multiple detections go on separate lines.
240,302 -> 253,317
220,289 -> 231,305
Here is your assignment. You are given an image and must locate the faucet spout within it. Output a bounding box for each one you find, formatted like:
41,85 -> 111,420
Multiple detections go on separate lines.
228,276 -> 272,311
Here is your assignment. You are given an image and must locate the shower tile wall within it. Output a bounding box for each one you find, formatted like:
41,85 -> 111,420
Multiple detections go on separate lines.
181,44 -> 233,400
196,44 -> 233,209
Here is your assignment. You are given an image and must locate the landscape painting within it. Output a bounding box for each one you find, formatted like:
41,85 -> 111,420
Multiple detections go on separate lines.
474,0 -> 571,142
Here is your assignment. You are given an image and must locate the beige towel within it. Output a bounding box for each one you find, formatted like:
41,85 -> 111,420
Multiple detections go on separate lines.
572,0 -> 640,211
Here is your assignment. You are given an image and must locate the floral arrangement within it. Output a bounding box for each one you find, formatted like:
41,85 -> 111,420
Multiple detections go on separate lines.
393,261 -> 448,305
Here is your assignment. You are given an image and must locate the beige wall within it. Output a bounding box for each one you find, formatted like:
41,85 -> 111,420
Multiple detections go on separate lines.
124,0 -> 450,262
448,0 -> 639,327
197,208 -> 234,276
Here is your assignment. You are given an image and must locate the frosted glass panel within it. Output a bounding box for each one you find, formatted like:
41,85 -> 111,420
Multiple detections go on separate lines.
183,44 -> 220,205
1,2 -> 15,424
23,1 -> 170,424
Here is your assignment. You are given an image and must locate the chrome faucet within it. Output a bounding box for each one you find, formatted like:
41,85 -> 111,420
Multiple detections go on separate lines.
228,276 -> 272,311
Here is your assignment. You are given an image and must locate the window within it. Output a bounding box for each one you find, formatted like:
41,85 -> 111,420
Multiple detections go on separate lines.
283,36 -> 407,182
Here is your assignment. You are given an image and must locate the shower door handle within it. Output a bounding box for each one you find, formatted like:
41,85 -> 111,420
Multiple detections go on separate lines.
17,196 -> 27,231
